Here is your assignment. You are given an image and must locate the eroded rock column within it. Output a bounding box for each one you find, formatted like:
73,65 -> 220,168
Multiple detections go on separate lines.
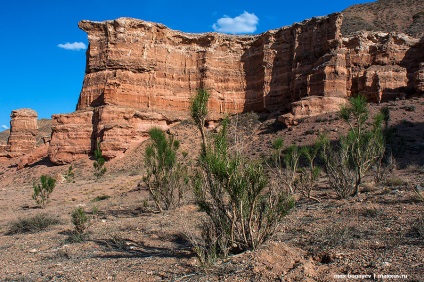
7,109 -> 38,157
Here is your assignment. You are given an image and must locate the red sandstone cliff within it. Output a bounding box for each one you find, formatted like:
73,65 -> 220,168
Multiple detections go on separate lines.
45,13 -> 423,164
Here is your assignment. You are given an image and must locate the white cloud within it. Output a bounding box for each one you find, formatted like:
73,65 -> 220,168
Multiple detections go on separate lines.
212,11 -> 259,34
1,125 -> 9,130
57,42 -> 87,51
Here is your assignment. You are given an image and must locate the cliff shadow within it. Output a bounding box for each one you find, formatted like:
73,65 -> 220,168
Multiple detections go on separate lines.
241,37 -> 266,112
388,121 -> 424,168
267,30 -> 298,115
26,157 -> 55,168
400,35 -> 424,95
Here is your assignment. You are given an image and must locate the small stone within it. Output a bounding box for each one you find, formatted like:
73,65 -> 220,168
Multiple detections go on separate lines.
382,261 -> 391,267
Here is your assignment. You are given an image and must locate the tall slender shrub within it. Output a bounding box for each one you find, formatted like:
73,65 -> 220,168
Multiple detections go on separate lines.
190,90 -> 294,263
93,141 -> 106,179
323,95 -> 385,197
143,128 -> 187,212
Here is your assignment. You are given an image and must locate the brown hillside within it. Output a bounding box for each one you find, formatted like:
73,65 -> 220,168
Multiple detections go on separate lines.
342,0 -> 424,36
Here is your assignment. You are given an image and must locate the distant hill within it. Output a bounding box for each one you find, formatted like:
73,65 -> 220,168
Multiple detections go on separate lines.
342,0 -> 424,36
0,129 -> 9,145
0,119 -> 52,146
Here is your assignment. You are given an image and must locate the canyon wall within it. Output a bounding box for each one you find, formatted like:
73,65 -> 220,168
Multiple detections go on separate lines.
47,13 -> 423,164
76,14 -> 344,116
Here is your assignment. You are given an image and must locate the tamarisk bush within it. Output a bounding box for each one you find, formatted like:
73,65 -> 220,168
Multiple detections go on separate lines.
143,128 -> 188,212
190,89 -> 294,263
93,141 -> 106,179
322,95 -> 385,198
32,175 -> 56,208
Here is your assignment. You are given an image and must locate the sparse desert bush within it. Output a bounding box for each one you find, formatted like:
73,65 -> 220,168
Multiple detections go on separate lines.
310,222 -> 362,253
64,165 -> 75,183
361,206 -> 382,218
70,207 -> 89,242
143,127 -> 188,212
373,153 -> 395,184
190,90 -> 295,264
385,177 -> 407,187
321,135 -> 357,198
93,141 -> 106,179
7,213 -> 60,235
322,95 -> 386,198
190,88 -> 210,154
270,137 -> 300,194
32,175 -> 56,208
295,142 -> 322,201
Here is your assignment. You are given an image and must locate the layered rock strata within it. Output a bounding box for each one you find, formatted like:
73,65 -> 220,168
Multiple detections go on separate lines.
48,14 -> 424,164
278,96 -> 348,126
6,109 -> 38,158
343,32 -> 424,102
76,14 -> 344,115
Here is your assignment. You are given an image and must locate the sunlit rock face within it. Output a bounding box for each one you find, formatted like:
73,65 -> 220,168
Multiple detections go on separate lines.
48,13 -> 424,164
76,14 -> 345,116
7,109 -> 38,157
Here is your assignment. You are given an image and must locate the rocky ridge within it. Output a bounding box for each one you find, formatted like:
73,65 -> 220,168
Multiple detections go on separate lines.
342,0 -> 424,36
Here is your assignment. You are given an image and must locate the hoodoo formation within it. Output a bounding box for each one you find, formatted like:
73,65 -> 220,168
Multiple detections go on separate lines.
3,13 -> 424,165
0,109 -> 38,159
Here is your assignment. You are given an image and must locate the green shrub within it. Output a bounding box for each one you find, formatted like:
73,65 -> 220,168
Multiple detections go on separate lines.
270,138 -> 300,194
93,141 -> 106,179
296,142 -> 322,201
190,90 -> 294,263
70,207 -> 89,242
190,88 -> 210,155
373,106 -> 395,184
7,213 -> 60,235
143,128 -> 188,212
32,175 -> 56,208
385,177 -> 407,187
322,95 -> 385,198
64,165 -> 75,183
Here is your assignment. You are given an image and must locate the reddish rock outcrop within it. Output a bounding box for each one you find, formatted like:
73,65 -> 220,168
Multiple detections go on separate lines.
50,14 -> 348,164
76,14 -> 344,115
48,14 -> 424,164
278,96 -> 347,126
7,109 -> 38,158
95,105 -> 171,159
17,143 -> 49,170
49,110 -> 94,165
343,32 -> 423,102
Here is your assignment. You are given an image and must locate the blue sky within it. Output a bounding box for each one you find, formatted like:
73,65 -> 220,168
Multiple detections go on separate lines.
0,0 -> 375,131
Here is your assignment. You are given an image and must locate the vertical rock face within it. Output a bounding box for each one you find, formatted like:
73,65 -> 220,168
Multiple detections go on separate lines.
48,110 -> 94,165
343,32 -> 423,102
76,14 -> 343,116
7,109 -> 38,157
48,13 -> 424,164
94,106 -> 170,159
